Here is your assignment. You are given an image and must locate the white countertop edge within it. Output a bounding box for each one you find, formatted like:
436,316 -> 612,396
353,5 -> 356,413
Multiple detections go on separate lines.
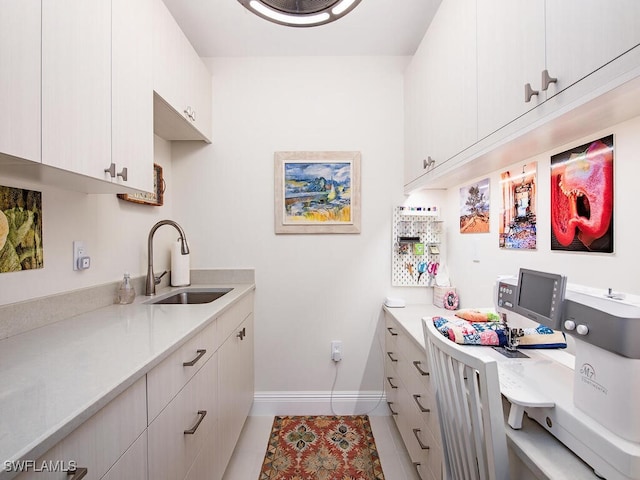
1,282 -> 255,479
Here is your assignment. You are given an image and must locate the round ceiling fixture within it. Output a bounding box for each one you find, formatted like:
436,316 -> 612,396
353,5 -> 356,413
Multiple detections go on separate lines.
237,0 -> 363,27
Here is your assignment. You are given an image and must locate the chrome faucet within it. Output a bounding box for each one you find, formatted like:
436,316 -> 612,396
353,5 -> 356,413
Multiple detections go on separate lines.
146,220 -> 190,296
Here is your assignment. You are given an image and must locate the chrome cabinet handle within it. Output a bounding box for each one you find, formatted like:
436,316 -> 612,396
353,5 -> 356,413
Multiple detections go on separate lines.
184,410 -> 207,434
541,69 -> 557,91
387,401 -> 398,415
117,167 -> 128,182
104,163 -> 116,178
413,394 -> 430,413
386,352 -> 398,362
423,156 -> 435,169
67,467 -> 88,479
183,349 -> 206,367
237,327 -> 246,340
413,360 -> 429,376
412,428 -> 430,450
413,463 -> 421,475
524,83 -> 539,103
386,327 -> 398,336
386,377 -> 398,389
184,106 -> 196,122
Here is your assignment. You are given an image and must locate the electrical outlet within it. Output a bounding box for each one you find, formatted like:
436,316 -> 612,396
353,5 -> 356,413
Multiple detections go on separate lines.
331,341 -> 342,362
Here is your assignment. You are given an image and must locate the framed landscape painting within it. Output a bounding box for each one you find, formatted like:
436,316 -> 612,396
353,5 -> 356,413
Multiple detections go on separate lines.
274,151 -> 361,234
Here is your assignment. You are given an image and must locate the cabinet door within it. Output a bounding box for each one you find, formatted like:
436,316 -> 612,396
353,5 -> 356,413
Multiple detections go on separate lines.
152,0 -> 212,142
0,0 -> 40,163
545,0 -> 640,98
42,0 -> 112,181
404,0 -> 476,187
477,0 -> 546,140
218,314 -> 254,475
112,0 -> 154,192
100,431 -> 148,480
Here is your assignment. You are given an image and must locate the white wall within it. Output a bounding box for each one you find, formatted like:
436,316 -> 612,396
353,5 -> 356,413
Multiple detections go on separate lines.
0,136 -> 177,305
443,116 -> 640,308
171,56 -> 418,395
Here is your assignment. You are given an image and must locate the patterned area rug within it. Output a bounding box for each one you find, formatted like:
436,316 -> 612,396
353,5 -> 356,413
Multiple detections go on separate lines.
259,415 -> 385,480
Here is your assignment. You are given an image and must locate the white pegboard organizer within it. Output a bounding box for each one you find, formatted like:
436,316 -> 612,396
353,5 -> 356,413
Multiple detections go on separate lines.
392,206 -> 443,286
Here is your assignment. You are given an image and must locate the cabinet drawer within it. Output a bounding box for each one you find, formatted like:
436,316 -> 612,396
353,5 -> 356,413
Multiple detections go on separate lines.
148,353 -> 217,480
14,377 -> 146,480
100,430 -> 147,480
397,331 -> 433,394
215,292 -> 253,350
147,320 -> 216,422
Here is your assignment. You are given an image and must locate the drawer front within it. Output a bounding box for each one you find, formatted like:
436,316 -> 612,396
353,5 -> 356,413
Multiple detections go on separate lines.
216,292 -> 253,349
148,352 -> 217,480
13,377 -> 147,480
147,320 -> 216,422
397,330 -> 434,394
100,431 -> 147,480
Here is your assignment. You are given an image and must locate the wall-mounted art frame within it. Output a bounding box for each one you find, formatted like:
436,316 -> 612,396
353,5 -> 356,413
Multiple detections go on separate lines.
0,185 -> 43,272
117,164 -> 165,206
274,151 -> 361,234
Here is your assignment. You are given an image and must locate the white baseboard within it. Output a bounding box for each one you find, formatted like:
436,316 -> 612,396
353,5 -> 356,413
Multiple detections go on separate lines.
250,390 -> 389,416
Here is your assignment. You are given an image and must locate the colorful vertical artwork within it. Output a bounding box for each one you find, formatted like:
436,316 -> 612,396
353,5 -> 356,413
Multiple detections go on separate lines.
459,178 -> 490,234
0,185 -> 43,272
550,135 -> 614,253
499,163 -> 537,249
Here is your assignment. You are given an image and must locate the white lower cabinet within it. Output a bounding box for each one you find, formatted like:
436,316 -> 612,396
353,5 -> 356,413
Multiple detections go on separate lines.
148,352 -> 218,480
384,312 -> 442,480
100,431 -> 148,480
218,313 -> 254,477
14,376 -> 147,480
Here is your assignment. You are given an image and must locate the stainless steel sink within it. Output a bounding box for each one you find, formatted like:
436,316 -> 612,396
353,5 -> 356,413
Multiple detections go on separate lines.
146,288 -> 233,305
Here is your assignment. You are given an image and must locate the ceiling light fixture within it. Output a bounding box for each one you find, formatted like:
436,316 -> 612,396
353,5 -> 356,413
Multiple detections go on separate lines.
238,0 -> 363,28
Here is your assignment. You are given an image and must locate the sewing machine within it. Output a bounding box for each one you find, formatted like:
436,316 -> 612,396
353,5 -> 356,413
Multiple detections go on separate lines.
494,268 -> 640,480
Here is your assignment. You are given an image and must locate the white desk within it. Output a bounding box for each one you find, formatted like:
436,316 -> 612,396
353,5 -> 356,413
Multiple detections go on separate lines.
384,304 -> 599,480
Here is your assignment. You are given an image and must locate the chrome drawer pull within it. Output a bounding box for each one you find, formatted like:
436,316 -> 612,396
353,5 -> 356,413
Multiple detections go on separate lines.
183,349 -> 207,367
413,360 -> 429,376
237,327 -> 247,340
386,327 -> 398,336
387,401 -> 398,415
525,82 -> 539,102
412,428 -> 430,450
413,394 -> 430,413
541,69 -> 557,91
386,376 -> 398,389
413,462 -> 421,474
184,410 -> 207,434
67,467 -> 88,479
386,352 -> 398,362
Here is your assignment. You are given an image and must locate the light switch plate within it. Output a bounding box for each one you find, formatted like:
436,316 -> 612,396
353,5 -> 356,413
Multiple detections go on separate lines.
73,241 -> 85,271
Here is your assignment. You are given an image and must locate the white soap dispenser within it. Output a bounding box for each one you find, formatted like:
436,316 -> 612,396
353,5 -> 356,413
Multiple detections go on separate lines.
116,272 -> 136,304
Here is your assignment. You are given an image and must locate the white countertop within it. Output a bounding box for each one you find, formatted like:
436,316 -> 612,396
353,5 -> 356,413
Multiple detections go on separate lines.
0,283 -> 255,478
383,303 -> 599,480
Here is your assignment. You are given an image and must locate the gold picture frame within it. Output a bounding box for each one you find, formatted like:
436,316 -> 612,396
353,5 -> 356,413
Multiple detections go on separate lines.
274,151 -> 361,234
117,164 -> 165,206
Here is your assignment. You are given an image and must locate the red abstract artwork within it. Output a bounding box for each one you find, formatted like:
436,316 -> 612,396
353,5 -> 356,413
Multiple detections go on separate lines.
550,135 -> 614,252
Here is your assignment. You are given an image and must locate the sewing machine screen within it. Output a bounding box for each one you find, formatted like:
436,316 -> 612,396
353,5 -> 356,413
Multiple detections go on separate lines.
515,268 -> 566,329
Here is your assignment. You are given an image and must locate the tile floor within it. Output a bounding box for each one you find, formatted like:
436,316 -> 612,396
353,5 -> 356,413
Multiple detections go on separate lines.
222,415 -> 421,480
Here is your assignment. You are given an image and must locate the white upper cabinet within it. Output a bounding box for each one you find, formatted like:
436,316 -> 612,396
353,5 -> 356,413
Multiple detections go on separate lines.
545,0 -> 640,98
477,0 -> 640,141
153,0 -> 212,143
404,0 -> 476,187
476,0 -> 546,140
42,0 -> 113,182
0,0 -> 41,164
112,0 -> 154,192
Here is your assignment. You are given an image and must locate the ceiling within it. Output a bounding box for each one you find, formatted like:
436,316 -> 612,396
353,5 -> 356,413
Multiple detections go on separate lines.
161,0 -> 442,57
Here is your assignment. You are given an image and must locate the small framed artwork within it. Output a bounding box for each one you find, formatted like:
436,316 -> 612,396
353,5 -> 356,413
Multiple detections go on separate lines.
274,151 -> 361,234
117,164 -> 165,206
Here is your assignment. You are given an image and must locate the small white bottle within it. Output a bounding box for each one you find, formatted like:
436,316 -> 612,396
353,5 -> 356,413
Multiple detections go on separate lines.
117,272 -> 136,304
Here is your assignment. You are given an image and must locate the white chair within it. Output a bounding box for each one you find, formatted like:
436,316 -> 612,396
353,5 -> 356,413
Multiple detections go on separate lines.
422,318 -> 509,480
